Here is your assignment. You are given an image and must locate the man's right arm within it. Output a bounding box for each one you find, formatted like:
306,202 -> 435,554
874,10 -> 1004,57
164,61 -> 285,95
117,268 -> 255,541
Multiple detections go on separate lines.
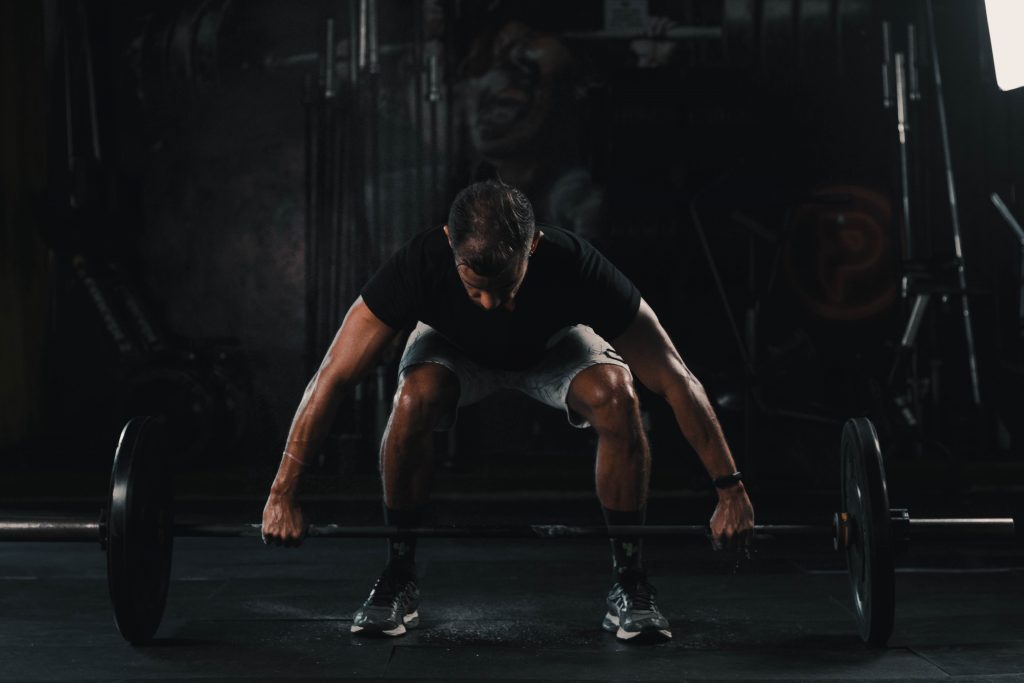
263,297 -> 399,542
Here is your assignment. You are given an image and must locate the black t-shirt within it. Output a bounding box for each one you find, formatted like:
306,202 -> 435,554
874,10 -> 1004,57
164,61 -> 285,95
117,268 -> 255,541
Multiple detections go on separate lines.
361,225 -> 641,370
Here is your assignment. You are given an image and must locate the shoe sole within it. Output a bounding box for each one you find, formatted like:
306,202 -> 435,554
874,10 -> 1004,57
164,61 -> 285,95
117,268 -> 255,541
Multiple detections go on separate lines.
603,612 -> 672,643
351,611 -> 419,637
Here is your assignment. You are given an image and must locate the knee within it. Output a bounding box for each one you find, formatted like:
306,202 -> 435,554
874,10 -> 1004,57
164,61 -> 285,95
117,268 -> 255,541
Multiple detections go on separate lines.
577,370 -> 642,441
391,365 -> 458,432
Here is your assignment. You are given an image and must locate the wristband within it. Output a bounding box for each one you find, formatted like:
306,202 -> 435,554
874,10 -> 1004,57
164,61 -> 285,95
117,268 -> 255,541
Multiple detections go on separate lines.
713,471 -> 743,489
283,450 -> 308,466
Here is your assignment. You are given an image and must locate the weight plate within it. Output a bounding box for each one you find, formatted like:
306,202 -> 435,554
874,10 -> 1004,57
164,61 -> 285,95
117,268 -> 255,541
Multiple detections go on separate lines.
840,417 -> 895,647
108,416 -> 174,644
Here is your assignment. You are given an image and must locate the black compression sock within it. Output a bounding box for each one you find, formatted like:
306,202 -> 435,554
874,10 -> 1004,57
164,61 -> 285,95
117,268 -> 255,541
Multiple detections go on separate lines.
384,504 -> 427,576
602,506 -> 645,577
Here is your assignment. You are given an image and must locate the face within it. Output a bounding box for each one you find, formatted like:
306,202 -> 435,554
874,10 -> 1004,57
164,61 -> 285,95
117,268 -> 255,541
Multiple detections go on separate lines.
468,21 -> 574,159
455,258 -> 529,312
444,226 -> 540,312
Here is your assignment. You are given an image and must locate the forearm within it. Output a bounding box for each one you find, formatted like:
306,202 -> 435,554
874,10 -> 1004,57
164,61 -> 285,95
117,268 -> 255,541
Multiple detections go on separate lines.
268,298 -> 398,499
662,375 -> 742,487
612,299 -> 749,508
269,368 -> 348,497
657,371 -> 754,544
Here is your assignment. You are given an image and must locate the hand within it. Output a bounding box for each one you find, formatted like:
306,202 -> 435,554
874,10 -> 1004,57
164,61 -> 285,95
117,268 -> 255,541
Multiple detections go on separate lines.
708,486 -> 755,551
630,16 -> 679,68
261,493 -> 306,547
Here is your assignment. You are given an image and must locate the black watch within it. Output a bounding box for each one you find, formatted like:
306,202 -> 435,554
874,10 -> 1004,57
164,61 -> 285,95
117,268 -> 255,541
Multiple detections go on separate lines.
713,471 -> 743,490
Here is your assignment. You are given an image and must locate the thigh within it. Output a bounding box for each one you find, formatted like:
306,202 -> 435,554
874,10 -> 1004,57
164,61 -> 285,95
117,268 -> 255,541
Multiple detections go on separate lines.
393,361 -> 461,421
510,325 -> 631,428
398,322 -> 503,417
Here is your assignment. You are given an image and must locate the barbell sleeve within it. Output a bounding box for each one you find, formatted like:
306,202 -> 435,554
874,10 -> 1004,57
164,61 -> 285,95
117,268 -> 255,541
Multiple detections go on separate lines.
908,518 -> 1016,539
0,518 -> 100,542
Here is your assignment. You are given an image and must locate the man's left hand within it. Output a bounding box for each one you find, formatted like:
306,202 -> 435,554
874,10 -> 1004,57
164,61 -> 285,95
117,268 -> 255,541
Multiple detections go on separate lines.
709,486 -> 755,551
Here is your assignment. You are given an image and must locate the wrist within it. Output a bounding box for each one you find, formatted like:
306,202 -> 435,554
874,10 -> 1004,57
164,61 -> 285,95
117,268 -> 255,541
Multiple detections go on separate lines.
270,469 -> 301,498
712,470 -> 743,491
269,480 -> 297,497
717,480 -> 746,498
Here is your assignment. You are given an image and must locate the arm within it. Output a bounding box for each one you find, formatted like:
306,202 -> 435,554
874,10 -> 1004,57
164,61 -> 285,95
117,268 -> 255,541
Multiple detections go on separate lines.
264,298 -> 398,536
613,298 -> 754,544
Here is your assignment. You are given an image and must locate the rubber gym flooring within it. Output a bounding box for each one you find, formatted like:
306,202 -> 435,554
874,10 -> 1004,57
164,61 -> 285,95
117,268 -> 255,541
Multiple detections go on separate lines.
2,498 -> 1022,682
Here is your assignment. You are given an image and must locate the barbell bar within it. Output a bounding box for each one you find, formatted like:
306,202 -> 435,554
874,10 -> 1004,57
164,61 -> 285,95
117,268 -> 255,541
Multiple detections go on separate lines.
0,416 -> 1017,647
1,518 -> 1014,542
0,519 -> 834,541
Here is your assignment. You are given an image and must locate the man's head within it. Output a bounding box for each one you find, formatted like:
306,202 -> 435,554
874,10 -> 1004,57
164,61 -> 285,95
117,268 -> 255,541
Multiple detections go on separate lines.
444,180 -> 541,311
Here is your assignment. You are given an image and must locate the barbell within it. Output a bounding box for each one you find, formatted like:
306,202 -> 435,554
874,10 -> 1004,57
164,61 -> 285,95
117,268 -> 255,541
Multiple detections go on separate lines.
0,416 -> 1016,647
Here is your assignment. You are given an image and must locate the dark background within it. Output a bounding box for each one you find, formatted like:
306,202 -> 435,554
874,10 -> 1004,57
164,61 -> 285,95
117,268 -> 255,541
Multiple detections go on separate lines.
2,0 -> 1022,517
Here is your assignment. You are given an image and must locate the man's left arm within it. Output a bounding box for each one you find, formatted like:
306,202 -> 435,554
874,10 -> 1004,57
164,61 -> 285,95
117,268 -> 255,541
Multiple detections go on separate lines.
612,298 -> 755,547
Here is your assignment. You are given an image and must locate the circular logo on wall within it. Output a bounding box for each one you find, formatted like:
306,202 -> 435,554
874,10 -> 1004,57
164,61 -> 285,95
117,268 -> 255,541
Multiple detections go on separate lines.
784,185 -> 899,321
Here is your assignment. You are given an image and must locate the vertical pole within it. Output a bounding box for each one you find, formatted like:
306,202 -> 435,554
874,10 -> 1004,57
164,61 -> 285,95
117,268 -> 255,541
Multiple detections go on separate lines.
76,0 -> 101,162
62,7 -> 77,203
368,0 -> 379,76
894,52 -> 913,261
325,18 -> 336,99
427,44 -> 441,225
990,193 -> 1024,338
366,0 -> 387,446
880,21 -> 892,110
413,1 -> 425,225
907,24 -> 920,101
367,0 -> 381,270
1020,243 -> 1024,337
924,0 -> 982,406
303,74 -> 319,374
444,0 -> 457,208
327,16 -> 344,347
348,0 -> 358,86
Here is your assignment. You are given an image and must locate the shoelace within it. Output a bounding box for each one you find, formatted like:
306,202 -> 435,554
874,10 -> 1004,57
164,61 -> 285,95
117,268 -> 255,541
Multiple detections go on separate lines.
368,572 -> 412,607
617,571 -> 657,611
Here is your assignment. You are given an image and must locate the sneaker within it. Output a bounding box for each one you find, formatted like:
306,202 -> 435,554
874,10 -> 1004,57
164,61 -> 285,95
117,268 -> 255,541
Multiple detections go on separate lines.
350,566 -> 420,637
602,569 -> 672,643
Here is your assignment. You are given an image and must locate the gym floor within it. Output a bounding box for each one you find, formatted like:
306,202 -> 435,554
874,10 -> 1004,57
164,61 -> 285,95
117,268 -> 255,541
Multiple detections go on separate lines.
2,498 -> 1022,682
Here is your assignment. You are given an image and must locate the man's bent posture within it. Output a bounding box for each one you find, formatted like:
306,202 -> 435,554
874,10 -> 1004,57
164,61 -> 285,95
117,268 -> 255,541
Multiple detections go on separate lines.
262,180 -> 755,642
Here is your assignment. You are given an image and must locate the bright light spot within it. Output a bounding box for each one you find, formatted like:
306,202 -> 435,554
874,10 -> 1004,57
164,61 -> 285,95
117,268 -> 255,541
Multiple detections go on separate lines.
985,0 -> 1024,91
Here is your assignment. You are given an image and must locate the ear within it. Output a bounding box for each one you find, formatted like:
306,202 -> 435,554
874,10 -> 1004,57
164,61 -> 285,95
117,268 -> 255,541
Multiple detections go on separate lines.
443,225 -> 454,249
530,230 -> 543,253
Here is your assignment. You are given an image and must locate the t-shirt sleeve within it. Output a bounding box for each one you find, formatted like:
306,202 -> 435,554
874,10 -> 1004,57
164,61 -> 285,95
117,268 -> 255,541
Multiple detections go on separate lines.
360,240 -> 421,330
576,238 -> 642,340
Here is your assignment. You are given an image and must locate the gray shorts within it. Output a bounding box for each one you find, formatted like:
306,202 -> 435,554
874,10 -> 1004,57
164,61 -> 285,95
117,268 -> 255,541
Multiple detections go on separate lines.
398,322 -> 631,430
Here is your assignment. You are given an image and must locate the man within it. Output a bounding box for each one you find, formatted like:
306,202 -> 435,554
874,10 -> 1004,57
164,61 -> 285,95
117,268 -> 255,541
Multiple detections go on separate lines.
262,180 -> 755,643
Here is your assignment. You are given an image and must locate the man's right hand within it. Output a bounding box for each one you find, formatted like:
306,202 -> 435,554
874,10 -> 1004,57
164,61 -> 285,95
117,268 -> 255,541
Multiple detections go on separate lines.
709,485 -> 755,552
261,493 -> 306,547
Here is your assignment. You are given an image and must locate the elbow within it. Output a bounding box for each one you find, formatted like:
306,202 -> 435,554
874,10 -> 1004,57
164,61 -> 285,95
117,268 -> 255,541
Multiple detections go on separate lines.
314,363 -> 357,398
303,356 -> 349,407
